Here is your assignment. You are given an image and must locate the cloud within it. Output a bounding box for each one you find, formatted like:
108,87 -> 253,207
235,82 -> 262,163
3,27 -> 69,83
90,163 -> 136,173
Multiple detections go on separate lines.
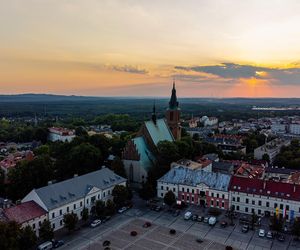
111,65 -> 148,74
175,63 -> 300,85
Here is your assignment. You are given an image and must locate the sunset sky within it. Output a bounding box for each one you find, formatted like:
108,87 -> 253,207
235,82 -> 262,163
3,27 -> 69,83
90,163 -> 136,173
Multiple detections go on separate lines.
1,0 -> 300,97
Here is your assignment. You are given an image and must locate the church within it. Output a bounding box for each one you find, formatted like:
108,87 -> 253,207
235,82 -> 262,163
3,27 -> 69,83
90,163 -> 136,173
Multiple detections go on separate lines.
122,82 -> 181,185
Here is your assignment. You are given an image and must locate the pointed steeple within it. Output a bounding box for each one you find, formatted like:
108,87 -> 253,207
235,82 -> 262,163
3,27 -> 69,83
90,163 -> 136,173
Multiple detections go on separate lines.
169,80 -> 179,109
151,101 -> 157,125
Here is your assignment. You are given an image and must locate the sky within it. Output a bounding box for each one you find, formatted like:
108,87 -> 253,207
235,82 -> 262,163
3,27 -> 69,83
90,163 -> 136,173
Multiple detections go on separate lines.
1,0 -> 300,97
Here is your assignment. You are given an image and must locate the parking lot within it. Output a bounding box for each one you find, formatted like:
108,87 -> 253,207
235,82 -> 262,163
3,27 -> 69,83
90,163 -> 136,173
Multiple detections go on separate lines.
61,204 -> 300,250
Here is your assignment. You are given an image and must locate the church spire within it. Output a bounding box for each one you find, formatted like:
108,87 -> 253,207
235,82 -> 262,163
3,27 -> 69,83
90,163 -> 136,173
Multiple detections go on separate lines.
169,80 -> 179,109
151,101 -> 157,125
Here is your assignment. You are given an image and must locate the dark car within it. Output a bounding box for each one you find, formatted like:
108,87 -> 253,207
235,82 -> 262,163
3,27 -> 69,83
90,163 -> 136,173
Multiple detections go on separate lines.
220,221 -> 228,228
155,206 -> 162,212
52,240 -> 64,248
242,225 -> 249,233
192,214 -> 198,221
173,210 -> 180,217
197,216 -> 204,222
277,234 -> 285,242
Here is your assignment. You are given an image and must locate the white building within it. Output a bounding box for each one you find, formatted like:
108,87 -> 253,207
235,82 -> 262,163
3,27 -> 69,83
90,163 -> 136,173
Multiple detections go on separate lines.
290,123 -> 300,135
22,168 -> 126,231
271,123 -> 287,134
230,176 -> 300,221
254,138 -> 290,164
48,127 -> 76,142
200,116 -> 218,127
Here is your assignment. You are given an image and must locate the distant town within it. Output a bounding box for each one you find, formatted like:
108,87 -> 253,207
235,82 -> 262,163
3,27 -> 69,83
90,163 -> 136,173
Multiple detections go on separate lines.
1,83 -> 300,250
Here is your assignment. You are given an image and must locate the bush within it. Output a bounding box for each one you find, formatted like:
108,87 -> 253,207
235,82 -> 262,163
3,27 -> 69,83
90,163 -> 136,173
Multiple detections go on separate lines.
169,229 -> 176,235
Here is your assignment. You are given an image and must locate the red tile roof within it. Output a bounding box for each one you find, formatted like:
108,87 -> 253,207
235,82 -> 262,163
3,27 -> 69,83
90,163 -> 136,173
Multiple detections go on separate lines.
229,176 -> 300,201
4,201 -> 46,224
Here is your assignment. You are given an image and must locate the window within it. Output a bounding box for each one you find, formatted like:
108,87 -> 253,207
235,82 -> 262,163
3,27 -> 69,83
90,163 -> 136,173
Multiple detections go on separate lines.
286,205 -> 290,211
246,198 -> 249,204
233,197 -> 235,202
74,204 -> 76,209
181,194 -> 184,200
222,201 -> 224,208
60,209 -> 62,215
236,206 -> 240,211
192,196 -> 194,202
67,207 -> 69,212
103,192 -> 105,198
52,223 -> 55,229
217,193 -> 219,198
258,209 -> 261,214
52,212 -> 55,218
258,201 -> 262,206
216,201 -> 219,207
187,188 -> 189,193
161,186 -> 163,190
251,208 -> 254,213
39,221 -> 41,226
108,190 -> 111,195
222,194 -> 225,199
60,220 -> 63,226
166,187 -> 169,191
211,193 -> 214,197
280,204 -> 283,210
266,202 -> 269,207
245,207 -> 248,212
252,200 -> 255,205
161,193 -> 163,197
173,188 -> 175,192
182,187 -> 184,192
274,203 -> 277,208
80,201 -> 83,207
237,197 -> 240,202
32,223 -> 36,229
192,189 -> 194,194
211,200 -> 214,206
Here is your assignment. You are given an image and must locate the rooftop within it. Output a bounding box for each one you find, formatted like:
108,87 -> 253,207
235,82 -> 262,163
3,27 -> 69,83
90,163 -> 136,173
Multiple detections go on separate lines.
4,201 -> 46,224
23,168 -> 126,211
230,176 -> 300,201
158,166 -> 231,191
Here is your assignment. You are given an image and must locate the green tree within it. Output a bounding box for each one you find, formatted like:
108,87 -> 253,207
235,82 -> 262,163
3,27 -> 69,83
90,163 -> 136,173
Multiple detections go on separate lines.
228,205 -> 235,226
139,181 -> 156,200
82,208 -> 89,222
262,153 -> 270,163
39,220 -> 54,241
63,212 -> 78,232
19,225 -> 37,250
112,185 -> 129,208
34,127 -> 48,143
110,157 -> 127,178
157,141 -> 180,165
34,145 -> 50,155
89,134 -> 111,159
0,221 -> 21,250
95,200 -> 106,218
292,218 -> 300,240
250,211 -> 258,230
164,191 -> 176,207
75,126 -> 88,137
105,199 -> 116,216
270,216 -> 283,234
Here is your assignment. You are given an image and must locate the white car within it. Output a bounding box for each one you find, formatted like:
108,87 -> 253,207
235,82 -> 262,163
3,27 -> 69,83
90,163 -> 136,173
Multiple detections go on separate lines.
258,229 -> 265,237
118,207 -> 128,213
184,211 -> 192,220
91,219 -> 102,228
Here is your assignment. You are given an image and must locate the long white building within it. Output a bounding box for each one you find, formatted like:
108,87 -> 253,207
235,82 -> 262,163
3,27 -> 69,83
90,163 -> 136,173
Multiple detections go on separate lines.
22,168 -> 126,231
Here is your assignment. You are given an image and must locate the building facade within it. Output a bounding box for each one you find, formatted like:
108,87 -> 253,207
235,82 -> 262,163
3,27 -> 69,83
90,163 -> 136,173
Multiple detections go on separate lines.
48,127 -> 76,142
22,168 -> 126,231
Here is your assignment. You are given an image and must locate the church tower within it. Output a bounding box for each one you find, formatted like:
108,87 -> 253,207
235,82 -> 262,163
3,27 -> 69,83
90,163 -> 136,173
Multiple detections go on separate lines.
166,81 -> 181,140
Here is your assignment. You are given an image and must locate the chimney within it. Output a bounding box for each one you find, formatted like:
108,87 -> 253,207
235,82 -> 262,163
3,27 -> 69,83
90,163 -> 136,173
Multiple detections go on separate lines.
263,180 -> 266,189
294,183 -> 296,193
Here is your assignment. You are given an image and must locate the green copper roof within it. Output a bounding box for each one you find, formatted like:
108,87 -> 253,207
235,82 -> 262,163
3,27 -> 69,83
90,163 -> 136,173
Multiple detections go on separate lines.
144,118 -> 174,146
132,136 -> 156,171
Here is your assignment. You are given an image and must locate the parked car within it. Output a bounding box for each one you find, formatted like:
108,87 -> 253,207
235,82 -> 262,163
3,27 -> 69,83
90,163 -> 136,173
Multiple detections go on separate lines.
118,207 -> 128,213
242,225 -> 249,233
155,206 -> 162,212
220,221 -> 228,228
208,217 -> 217,226
277,234 -> 285,242
266,231 -> 273,239
173,210 -> 180,217
197,216 -> 204,222
203,217 -> 209,223
258,229 -> 265,237
184,211 -> 192,220
37,241 -> 53,250
52,240 -> 64,248
91,219 -> 102,228
192,214 -> 198,221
